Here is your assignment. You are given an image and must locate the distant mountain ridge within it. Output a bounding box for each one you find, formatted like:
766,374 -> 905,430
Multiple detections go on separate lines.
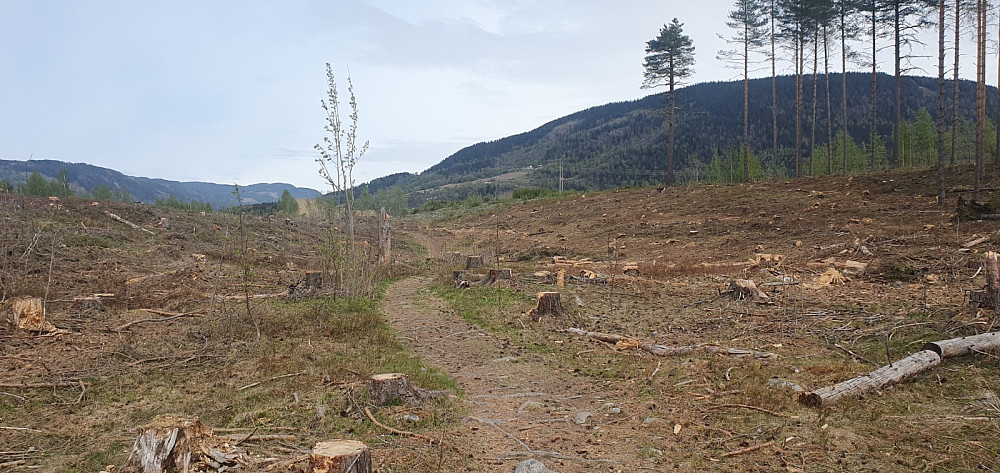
0,159 -> 321,209
361,73 -> 998,206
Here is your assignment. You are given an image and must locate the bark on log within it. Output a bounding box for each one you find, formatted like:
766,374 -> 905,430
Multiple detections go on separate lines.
922,331 -> 1000,359
11,297 -> 57,333
465,255 -> 483,270
565,327 -> 777,359
121,415 -> 205,473
309,440 -> 371,473
799,350 -> 941,408
526,292 -> 564,319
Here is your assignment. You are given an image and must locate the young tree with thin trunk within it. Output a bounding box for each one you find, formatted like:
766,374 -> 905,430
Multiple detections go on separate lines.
315,63 -> 370,297
721,0 -> 769,182
778,0 -> 814,177
952,0 -> 963,166
643,19 -> 696,186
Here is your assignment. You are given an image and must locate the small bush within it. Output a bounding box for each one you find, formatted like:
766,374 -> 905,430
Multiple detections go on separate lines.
512,187 -> 555,200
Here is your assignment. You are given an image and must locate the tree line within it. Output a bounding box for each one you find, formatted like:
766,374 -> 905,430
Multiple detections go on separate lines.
647,0 -> 998,203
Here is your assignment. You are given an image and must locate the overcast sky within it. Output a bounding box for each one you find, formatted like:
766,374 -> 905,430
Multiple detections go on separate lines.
0,1 -> 987,192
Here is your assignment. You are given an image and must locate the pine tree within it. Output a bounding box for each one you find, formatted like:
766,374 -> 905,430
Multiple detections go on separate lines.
643,19 -> 696,185
721,0 -> 769,182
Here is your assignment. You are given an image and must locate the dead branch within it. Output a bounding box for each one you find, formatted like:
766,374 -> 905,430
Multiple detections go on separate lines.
0,380 -> 87,389
238,371 -> 306,391
708,403 -> 788,418
117,312 -> 204,331
105,211 -> 155,235
565,328 -> 777,359
721,440 -> 774,458
364,406 -> 436,444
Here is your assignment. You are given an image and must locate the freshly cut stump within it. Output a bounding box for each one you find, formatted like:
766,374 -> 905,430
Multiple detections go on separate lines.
368,373 -> 419,406
728,279 -> 768,300
485,268 -> 513,285
309,440 -> 371,473
11,296 -> 56,333
526,292 -> 564,319
121,415 -> 205,473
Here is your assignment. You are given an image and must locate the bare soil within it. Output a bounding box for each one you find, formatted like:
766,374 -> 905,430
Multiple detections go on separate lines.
3,166 -> 1000,472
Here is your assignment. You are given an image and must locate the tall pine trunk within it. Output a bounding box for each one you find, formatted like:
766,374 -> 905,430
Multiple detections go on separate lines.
811,32 -> 820,176
975,0 -> 986,201
668,74 -> 676,186
743,19 -> 751,182
952,0 -> 961,167
841,3 -> 850,173
825,26 -> 833,175
796,29 -> 805,177
893,2 -> 902,167
771,0 -> 779,177
938,0 -> 947,206
871,5 -> 879,170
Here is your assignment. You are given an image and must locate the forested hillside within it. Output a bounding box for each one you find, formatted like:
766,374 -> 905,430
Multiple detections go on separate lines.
362,73 -> 997,206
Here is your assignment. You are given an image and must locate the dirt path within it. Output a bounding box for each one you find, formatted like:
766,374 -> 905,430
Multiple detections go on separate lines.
383,277 -> 654,472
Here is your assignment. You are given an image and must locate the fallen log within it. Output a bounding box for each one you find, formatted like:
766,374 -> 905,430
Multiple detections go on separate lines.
564,328 -> 777,359
309,440 -> 371,473
106,211 -> 155,235
922,331 -> 1000,359
798,350 -> 941,408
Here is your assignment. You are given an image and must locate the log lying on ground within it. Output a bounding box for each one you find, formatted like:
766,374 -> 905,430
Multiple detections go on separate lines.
798,350 -> 941,408
368,373 -> 448,407
526,292 -> 564,319
565,328 -> 777,359
922,331 -> 1000,359
121,415 -> 205,473
309,440 -> 371,473
106,211 -> 155,235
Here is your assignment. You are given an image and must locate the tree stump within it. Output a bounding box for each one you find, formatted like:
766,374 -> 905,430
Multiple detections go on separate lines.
309,440 -> 371,473
465,255 -> 483,270
368,373 -> 420,406
526,292 -> 564,319
485,268 -> 513,285
305,271 -> 323,290
11,296 -> 57,333
121,415 -> 205,473
985,252 -> 1000,311
728,279 -> 768,300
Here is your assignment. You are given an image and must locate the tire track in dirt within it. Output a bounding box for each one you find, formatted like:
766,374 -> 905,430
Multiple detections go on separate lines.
384,276 -> 650,472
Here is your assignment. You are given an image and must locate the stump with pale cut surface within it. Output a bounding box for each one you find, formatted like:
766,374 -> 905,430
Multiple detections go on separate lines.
484,268 -> 513,285
526,292 -> 564,319
368,373 -> 420,406
11,296 -> 56,333
309,440 -> 371,473
121,415 -> 205,473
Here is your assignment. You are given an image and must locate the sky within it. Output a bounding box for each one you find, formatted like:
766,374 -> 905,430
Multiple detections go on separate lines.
0,1 -> 988,192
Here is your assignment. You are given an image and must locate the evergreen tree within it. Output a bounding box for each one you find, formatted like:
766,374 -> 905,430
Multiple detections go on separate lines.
721,0 -> 769,182
643,18 -> 696,185
277,189 -> 299,215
